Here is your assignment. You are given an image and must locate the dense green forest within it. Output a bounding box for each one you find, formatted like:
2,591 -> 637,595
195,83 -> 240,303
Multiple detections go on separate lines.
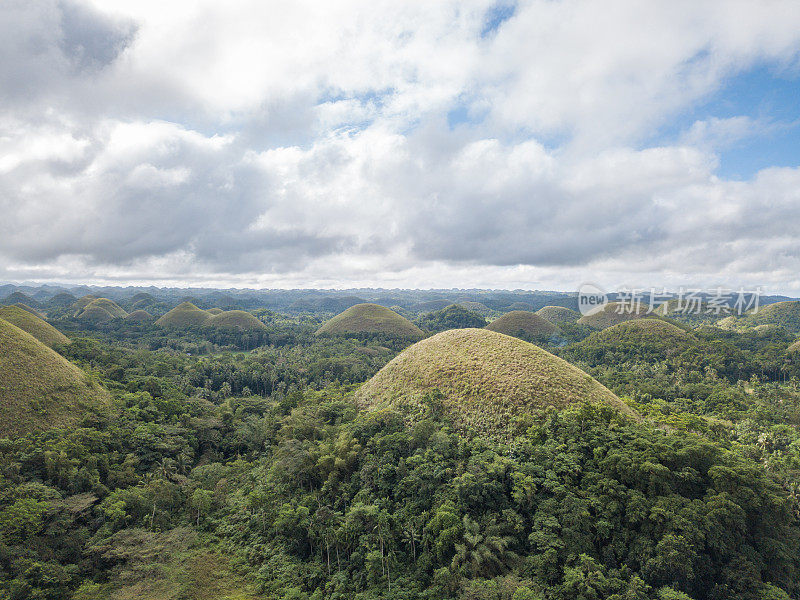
3,292 -> 800,599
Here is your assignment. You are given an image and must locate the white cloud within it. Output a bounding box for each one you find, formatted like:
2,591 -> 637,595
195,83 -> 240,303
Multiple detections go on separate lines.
2,0 -> 800,291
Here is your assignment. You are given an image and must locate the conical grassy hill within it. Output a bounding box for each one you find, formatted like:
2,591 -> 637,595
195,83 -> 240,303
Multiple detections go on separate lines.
576,302 -> 651,329
0,318 -> 110,436
535,306 -> 581,325
577,319 -> 697,360
207,310 -> 267,331
124,310 -> 154,322
0,305 -> 69,347
317,303 -> 423,337
356,328 -> 636,437
485,310 -> 559,339
155,302 -> 212,328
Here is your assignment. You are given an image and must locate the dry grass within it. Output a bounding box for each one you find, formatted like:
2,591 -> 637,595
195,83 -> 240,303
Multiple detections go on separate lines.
356,328 -> 636,437
576,301 -> 651,329
0,305 -> 69,347
485,310 -> 559,339
155,302 -> 212,328
317,303 -> 424,337
0,318 -> 110,436
77,305 -> 116,323
206,308 -> 224,315
73,295 -> 99,312
535,305 -> 581,325
207,310 -> 267,331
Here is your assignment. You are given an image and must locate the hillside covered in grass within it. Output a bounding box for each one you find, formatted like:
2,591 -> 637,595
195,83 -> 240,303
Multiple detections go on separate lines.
577,301 -> 652,329
356,328 -> 635,436
0,319 -> 110,436
316,303 -> 424,337
535,305 -> 581,325
0,305 -> 69,347
573,319 -> 698,362
485,310 -> 559,340
156,302 -> 213,328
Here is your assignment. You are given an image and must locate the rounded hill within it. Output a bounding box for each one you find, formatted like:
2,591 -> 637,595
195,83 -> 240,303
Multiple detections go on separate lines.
83,298 -> 127,318
207,310 -> 267,331
577,319 -> 697,360
535,306 -> 581,325
355,328 -> 636,437
0,319 -> 110,436
576,302 -> 650,329
316,304 -> 423,337
73,295 -> 98,313
206,308 -> 224,315
485,311 -> 559,340
124,310 -> 154,322
155,302 -> 212,328
0,306 -> 70,347
742,300 -> 800,333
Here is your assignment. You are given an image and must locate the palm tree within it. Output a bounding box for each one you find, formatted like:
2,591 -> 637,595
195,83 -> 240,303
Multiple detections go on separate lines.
451,516 -> 517,577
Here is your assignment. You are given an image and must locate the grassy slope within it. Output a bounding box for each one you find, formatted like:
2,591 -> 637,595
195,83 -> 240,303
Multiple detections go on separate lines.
207,310 -> 267,331
742,301 -> 800,333
155,302 -> 212,328
0,318 -> 110,436
317,303 -> 424,337
485,310 -> 559,338
577,301 -> 651,329
535,305 -> 581,325
0,306 -> 69,347
356,328 -> 636,437
578,319 -> 697,357
206,308 -> 224,315
77,305 -> 116,323
83,298 -> 128,318
73,295 -> 98,312
13,302 -> 46,318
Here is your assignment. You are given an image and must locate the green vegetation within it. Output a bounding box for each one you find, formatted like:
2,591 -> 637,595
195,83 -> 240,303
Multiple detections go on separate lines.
574,319 -> 697,362
356,328 -> 635,437
577,301 -> 652,329
11,302 -> 45,319
458,301 -> 492,315
76,304 -> 116,323
207,310 -> 268,331
317,303 -> 424,337
739,301 -> 800,333
206,307 -> 224,315
416,304 -> 487,332
486,310 -> 559,341
535,305 -> 581,325
72,294 -> 99,312
156,302 -> 213,328
0,305 -> 70,347
4,287 -> 800,599
0,318 -> 109,436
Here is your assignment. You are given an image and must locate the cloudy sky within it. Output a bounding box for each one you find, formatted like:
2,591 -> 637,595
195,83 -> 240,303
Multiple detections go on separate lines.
2,1 -> 800,292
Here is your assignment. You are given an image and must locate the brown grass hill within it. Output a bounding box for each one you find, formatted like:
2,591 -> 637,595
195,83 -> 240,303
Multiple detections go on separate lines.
575,319 -> 698,362
355,328 -> 636,438
535,306 -> 581,325
0,318 -> 110,436
576,302 -> 651,329
0,305 -> 70,347
206,308 -> 224,315
206,310 -> 267,331
155,302 -> 212,328
485,311 -> 559,340
124,310 -> 154,322
316,303 -> 424,337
